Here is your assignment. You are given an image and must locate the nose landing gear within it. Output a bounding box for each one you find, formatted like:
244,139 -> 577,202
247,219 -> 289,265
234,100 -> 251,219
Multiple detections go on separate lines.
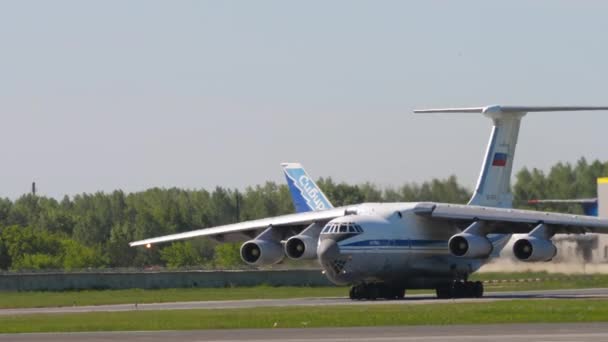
349,283 -> 406,300
436,281 -> 484,299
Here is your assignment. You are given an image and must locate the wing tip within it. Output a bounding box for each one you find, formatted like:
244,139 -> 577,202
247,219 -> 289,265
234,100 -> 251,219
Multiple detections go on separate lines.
129,241 -> 153,248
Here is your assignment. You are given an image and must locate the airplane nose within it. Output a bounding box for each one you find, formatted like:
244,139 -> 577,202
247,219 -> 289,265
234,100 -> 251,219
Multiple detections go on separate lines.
317,238 -> 351,285
318,238 -> 340,262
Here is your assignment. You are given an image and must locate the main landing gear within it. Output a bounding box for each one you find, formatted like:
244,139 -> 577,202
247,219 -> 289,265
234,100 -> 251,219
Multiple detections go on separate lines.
435,281 -> 484,299
349,283 -> 405,300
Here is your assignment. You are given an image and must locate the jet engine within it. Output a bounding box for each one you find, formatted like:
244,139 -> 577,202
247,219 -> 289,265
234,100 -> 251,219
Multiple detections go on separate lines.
285,235 -> 318,260
240,240 -> 284,266
513,236 -> 556,262
448,233 -> 493,258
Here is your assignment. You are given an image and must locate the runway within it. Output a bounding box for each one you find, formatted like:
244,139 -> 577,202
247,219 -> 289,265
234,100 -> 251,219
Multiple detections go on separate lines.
1,288 -> 607,316
2,323 -> 608,342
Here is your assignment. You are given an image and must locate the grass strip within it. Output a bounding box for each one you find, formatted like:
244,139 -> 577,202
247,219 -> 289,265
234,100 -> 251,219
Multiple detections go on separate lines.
0,299 -> 607,333
0,286 -> 347,309
1,272 -> 607,309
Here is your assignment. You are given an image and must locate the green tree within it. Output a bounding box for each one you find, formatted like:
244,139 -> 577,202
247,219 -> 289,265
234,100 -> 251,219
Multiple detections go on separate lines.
160,241 -> 203,269
0,229 -> 10,270
0,198 -> 12,227
1,225 -> 107,271
106,222 -> 137,267
12,253 -> 60,270
514,158 -> 608,211
0,158 -> 605,270
213,243 -> 243,269
60,239 -> 106,270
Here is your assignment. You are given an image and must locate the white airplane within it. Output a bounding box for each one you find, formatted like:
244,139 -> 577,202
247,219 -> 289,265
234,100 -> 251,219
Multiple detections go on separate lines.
131,105 -> 608,300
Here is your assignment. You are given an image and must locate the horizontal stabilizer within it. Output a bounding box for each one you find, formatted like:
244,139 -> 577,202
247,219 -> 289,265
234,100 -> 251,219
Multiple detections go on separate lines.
414,105 -> 608,114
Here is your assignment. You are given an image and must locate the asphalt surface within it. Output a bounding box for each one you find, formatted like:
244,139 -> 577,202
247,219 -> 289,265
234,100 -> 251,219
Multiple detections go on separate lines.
2,323 -> 608,341
1,288 -> 608,316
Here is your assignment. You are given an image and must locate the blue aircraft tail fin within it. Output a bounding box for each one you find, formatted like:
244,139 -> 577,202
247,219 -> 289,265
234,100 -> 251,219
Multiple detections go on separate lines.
582,202 -> 599,216
281,163 -> 333,213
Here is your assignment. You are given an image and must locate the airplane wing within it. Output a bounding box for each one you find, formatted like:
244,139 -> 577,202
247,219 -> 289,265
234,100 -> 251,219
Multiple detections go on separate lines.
129,207 -> 346,247
414,202 -> 608,235
527,198 -> 598,216
527,199 -> 597,204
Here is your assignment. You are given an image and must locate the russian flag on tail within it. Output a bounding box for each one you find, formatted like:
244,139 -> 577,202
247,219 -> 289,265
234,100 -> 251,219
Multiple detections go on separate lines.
492,153 -> 508,167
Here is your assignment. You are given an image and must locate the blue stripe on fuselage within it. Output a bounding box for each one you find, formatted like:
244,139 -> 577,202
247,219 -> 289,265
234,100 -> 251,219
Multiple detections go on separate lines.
341,235 -> 509,250
341,239 -> 448,248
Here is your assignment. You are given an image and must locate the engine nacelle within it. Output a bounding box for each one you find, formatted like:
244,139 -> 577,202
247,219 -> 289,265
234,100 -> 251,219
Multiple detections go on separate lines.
240,240 -> 284,266
513,236 -> 556,262
285,235 -> 318,260
448,233 -> 493,258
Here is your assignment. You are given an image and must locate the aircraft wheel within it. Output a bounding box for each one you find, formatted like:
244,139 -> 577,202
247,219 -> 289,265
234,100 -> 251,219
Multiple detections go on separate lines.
474,281 -> 484,298
436,285 -> 451,299
463,281 -> 475,298
378,284 -> 391,300
394,287 -> 406,300
349,285 -> 365,300
453,281 -> 466,298
368,285 -> 379,300
379,285 -> 403,300
437,281 -> 483,299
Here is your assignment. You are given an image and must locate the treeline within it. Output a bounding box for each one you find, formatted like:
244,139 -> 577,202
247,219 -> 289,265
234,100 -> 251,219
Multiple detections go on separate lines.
0,158 -> 605,271
513,158 -> 608,210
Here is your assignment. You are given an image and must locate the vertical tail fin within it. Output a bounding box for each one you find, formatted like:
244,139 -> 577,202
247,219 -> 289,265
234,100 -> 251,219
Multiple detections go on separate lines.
468,110 -> 524,208
598,178 -> 608,217
415,105 -> 608,208
281,163 -> 334,213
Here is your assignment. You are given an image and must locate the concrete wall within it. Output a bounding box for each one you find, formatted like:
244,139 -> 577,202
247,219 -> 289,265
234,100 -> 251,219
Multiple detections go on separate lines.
0,269 -> 333,292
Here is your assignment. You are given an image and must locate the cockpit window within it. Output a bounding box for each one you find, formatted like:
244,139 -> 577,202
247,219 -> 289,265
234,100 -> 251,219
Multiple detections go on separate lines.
322,222 -> 364,234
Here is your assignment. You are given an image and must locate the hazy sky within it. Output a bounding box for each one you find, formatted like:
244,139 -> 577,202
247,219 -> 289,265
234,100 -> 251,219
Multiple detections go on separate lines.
1,1 -> 607,199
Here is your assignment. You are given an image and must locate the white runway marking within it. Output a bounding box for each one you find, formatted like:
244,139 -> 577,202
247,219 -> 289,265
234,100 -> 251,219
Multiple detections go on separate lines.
3,324 -> 608,342
202,333 -> 608,342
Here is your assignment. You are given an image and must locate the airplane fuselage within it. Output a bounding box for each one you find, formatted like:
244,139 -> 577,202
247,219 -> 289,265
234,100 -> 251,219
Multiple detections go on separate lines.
317,203 -> 510,288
